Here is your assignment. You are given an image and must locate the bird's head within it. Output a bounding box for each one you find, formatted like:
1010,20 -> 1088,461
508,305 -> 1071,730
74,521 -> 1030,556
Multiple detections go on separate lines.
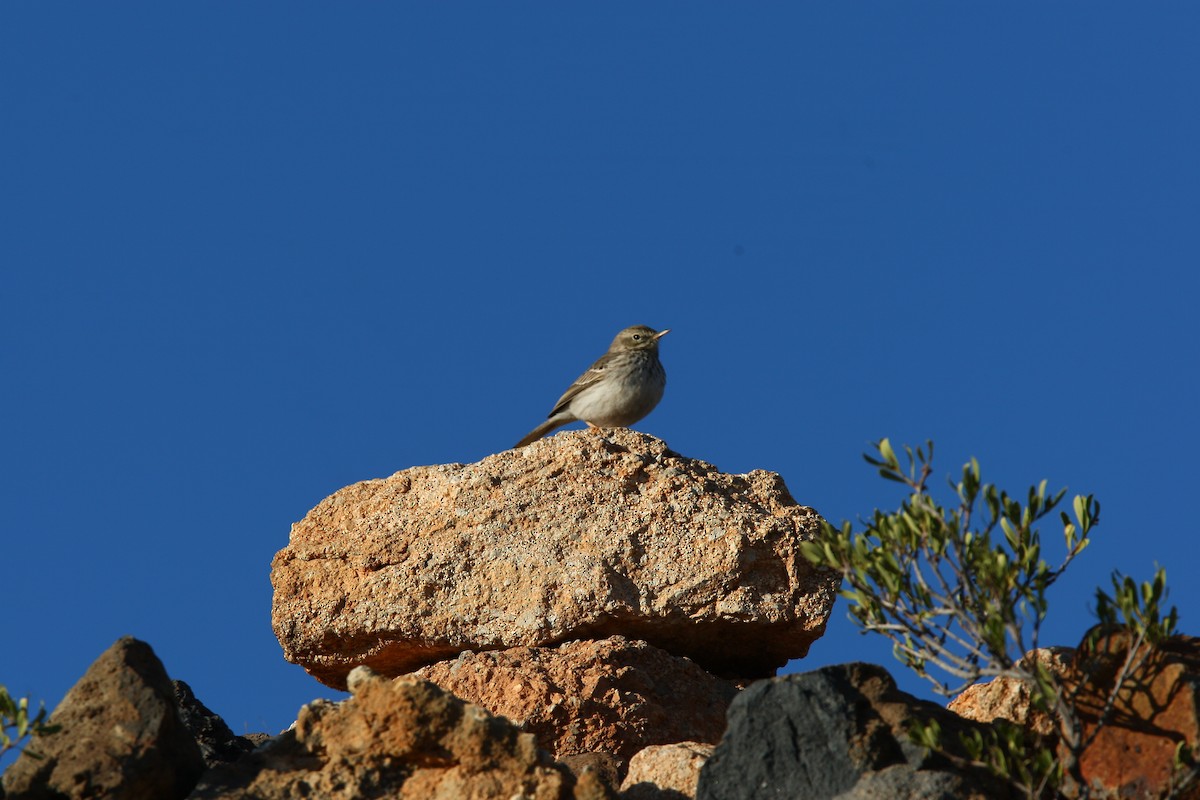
610,325 -> 670,352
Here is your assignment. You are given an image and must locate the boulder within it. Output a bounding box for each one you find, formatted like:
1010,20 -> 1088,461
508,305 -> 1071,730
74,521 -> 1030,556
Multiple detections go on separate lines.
1,637 -> 205,800
695,663 -> 1008,800
189,667 -> 612,799
272,429 -> 839,689
414,636 -> 738,762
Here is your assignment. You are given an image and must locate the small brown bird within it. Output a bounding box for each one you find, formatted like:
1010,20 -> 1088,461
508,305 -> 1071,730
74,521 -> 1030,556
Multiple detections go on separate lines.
514,325 -> 670,448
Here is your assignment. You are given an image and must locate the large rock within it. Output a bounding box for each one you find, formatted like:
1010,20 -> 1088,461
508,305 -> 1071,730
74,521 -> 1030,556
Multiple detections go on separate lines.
188,667 -> 611,800
414,636 -> 738,762
695,663 -> 1008,800
2,637 -> 205,800
272,430 -> 839,689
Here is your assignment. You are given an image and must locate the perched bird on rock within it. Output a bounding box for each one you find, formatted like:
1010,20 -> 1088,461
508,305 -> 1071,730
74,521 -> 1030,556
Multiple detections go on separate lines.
515,325 -> 669,448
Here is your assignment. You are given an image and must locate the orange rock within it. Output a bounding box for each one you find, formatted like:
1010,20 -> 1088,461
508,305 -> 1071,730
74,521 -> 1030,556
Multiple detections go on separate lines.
1072,632 -> 1200,799
191,668 -> 612,800
949,634 -> 1200,799
272,429 -> 839,689
415,637 -> 737,762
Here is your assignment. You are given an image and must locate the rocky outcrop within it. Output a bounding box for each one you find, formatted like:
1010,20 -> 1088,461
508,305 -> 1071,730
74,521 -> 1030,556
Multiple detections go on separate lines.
56,435 -> 1200,799
14,414 -> 1200,800
695,663 -> 1009,800
621,742 -> 714,800
189,667 -> 611,800
271,429 -> 839,690
1,637 -> 205,800
951,632 -> 1200,799
25,635 -> 1200,800
414,637 -> 738,762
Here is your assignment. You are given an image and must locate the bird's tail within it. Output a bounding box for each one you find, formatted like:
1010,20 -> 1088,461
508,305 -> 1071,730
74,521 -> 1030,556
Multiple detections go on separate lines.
514,415 -> 573,449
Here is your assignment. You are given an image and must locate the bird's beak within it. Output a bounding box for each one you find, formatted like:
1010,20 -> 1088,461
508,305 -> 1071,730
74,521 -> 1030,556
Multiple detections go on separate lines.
655,329 -> 671,340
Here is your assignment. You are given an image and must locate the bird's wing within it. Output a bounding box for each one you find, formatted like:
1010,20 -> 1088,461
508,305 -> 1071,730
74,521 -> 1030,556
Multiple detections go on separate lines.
546,353 -> 612,418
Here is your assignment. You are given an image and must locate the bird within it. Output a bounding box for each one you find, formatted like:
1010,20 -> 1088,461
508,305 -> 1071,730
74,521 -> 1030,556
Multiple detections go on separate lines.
514,325 -> 670,448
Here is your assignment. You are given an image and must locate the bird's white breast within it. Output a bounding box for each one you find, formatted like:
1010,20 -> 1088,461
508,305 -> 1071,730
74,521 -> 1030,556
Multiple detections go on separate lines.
569,363 -> 666,427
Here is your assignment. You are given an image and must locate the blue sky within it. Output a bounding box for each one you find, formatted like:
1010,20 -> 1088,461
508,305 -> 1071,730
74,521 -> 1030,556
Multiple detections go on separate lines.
3,4 -> 1197,750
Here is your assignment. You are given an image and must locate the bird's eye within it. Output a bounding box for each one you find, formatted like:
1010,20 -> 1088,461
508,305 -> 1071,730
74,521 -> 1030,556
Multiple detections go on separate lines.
633,334 -> 642,340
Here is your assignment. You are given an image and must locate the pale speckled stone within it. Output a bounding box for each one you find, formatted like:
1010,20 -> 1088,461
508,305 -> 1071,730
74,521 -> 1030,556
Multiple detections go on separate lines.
271,428 -> 839,689
621,742 -> 715,799
947,647 -> 1074,737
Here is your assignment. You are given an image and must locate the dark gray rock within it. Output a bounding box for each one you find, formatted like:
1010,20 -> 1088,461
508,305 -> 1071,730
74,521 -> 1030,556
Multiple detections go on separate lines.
172,681 -> 262,768
696,663 -> 1009,800
1,637 -> 205,800
622,785 -> 691,800
833,764 -> 974,800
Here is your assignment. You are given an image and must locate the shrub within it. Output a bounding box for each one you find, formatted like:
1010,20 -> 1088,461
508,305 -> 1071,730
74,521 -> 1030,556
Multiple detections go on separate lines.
801,439 -> 1180,798
1,685 -> 59,760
